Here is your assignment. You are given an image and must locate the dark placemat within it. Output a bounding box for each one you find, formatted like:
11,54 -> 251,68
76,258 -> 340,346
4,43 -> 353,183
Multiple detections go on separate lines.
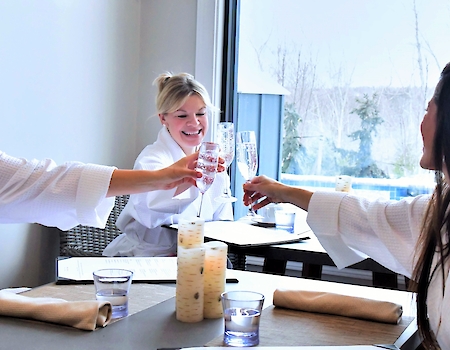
22,283 -> 176,324
206,305 -> 414,347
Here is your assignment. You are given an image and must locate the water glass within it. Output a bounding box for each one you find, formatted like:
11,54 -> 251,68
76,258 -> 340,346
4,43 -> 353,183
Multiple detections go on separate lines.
93,269 -> 133,319
274,206 -> 296,233
221,291 -> 265,347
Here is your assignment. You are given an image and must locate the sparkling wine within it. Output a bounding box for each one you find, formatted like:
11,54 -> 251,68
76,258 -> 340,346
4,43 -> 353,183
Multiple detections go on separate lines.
217,125 -> 235,168
195,142 -> 219,217
196,150 -> 218,194
236,142 -> 258,181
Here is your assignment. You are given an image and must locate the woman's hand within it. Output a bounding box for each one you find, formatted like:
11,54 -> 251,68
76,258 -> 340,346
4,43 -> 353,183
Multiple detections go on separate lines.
156,151 -> 226,190
243,175 -> 286,210
171,152 -> 225,196
160,153 -> 202,190
243,175 -> 313,211
107,151 -> 227,197
107,153 -> 201,197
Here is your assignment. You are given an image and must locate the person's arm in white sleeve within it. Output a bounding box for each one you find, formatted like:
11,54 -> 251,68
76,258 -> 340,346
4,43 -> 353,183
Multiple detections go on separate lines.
242,176 -> 365,268
0,152 -> 115,230
306,191 -> 369,269
243,175 -> 428,276
106,152 -> 202,197
0,151 -> 201,230
308,191 -> 428,276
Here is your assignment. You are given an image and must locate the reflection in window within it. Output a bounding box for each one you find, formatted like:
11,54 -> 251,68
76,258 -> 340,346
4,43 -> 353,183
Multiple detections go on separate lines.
237,0 -> 449,199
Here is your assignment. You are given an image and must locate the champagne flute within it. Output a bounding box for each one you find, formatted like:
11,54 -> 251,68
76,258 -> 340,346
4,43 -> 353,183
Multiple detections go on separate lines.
236,131 -> 260,217
215,122 -> 237,203
195,141 -> 220,217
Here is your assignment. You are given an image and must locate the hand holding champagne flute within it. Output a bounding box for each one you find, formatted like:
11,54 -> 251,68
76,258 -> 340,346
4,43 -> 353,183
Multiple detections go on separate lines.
215,122 -> 237,203
195,141 -> 220,217
236,130 -> 259,217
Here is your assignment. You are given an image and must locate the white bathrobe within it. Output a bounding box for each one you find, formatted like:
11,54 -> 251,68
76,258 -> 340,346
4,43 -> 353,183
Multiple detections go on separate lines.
307,191 -> 450,348
0,151 -> 115,230
103,127 -> 233,257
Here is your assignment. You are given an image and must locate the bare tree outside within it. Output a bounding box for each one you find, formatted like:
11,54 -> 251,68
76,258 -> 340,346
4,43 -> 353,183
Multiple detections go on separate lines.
238,0 -> 449,198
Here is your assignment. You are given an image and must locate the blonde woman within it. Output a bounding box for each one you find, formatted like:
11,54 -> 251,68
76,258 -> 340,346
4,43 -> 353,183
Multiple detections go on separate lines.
104,73 -> 233,257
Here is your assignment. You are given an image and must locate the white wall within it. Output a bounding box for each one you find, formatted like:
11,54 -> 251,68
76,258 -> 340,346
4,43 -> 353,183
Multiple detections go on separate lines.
137,0 -> 222,151
136,0 -> 198,151
0,0 -> 222,288
0,0 -> 140,166
0,0 -> 140,288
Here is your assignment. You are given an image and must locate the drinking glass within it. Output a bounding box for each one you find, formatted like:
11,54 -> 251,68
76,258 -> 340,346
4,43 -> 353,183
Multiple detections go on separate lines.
215,122 -> 237,203
236,131 -> 259,217
93,269 -> 133,319
221,291 -> 265,347
195,141 -> 220,217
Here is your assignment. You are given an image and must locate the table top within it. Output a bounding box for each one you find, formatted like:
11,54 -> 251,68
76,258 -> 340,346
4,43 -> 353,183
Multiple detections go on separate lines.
0,270 -> 418,349
229,221 -> 399,276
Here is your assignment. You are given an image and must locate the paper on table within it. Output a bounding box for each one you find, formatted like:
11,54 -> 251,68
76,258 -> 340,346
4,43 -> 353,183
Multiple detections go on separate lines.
168,221 -> 310,246
57,257 -> 238,284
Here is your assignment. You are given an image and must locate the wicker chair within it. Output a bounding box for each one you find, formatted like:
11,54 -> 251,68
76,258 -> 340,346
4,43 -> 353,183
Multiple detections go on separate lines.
59,195 -> 129,257
59,195 -> 235,269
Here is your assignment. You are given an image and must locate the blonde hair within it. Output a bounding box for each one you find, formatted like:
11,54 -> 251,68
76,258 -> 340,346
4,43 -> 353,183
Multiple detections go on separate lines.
153,72 -> 216,115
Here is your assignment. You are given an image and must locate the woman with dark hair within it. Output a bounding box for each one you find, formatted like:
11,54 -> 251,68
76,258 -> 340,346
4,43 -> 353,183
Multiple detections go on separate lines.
243,63 -> 450,349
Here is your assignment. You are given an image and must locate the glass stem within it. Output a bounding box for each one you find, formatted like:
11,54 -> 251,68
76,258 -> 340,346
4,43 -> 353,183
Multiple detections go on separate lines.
223,166 -> 231,197
245,180 -> 256,216
197,193 -> 204,218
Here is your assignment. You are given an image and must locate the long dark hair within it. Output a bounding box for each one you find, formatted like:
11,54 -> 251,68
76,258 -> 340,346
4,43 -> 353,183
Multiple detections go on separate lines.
412,63 -> 450,349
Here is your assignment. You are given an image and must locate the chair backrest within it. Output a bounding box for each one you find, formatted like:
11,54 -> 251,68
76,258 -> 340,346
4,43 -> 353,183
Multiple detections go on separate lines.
59,195 -> 129,257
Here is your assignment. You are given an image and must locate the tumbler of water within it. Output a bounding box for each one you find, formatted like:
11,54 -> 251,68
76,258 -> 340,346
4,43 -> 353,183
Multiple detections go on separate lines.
221,291 -> 265,347
93,269 -> 133,319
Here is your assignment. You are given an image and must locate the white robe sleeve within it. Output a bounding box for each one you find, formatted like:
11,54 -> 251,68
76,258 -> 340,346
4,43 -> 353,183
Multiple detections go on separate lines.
307,191 -> 429,277
0,151 -> 115,230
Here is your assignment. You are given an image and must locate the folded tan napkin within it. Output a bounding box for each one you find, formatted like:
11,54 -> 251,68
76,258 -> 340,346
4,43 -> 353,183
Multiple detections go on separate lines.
0,290 -> 112,330
273,288 -> 403,324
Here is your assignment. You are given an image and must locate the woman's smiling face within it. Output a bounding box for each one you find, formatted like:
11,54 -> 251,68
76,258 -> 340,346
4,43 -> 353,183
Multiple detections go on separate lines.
159,94 -> 208,155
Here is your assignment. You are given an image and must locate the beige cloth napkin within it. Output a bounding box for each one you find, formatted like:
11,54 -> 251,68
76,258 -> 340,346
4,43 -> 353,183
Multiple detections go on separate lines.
273,288 -> 403,324
0,290 -> 112,330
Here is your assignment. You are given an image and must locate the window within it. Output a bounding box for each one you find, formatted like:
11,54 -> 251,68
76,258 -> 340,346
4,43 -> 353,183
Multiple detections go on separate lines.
229,0 -> 449,217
